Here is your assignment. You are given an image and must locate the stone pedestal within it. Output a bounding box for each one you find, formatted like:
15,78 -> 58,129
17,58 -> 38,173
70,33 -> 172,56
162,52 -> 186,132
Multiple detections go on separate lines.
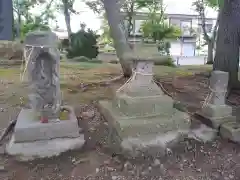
13,108 -> 81,143
6,107 -> 85,161
197,71 -> 236,129
220,121 -> 240,143
98,58 -> 190,158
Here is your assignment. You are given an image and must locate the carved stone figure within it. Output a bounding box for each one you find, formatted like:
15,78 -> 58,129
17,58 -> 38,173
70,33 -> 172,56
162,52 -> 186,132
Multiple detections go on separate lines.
24,31 -> 61,120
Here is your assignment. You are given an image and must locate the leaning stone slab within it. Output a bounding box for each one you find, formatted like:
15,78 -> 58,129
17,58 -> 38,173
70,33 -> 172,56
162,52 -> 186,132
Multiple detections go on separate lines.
220,121 -> 240,143
14,108 -> 81,143
6,135 -> 85,161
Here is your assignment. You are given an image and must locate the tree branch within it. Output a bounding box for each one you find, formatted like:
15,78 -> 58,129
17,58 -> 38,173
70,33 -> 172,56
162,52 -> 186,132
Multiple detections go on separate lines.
199,0 -> 211,42
212,9 -> 220,42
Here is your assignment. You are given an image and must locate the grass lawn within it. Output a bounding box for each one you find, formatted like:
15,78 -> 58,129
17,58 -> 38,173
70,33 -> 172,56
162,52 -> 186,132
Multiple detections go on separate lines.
0,62 -> 212,106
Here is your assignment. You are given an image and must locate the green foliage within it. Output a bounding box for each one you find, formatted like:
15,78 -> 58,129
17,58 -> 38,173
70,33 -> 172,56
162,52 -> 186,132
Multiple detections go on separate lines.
141,17 -> 181,42
20,20 -> 50,39
205,0 -> 224,9
66,28 -> 99,59
99,14 -> 113,45
154,56 -> 176,67
157,41 -> 171,55
136,0 -> 164,12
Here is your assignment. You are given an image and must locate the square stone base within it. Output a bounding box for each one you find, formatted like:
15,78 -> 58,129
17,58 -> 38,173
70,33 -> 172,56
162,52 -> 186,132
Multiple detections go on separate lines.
98,100 -> 189,138
201,104 -> 232,118
14,108 -> 81,143
197,104 -> 234,129
220,122 -> 240,143
196,112 -> 236,129
97,100 -> 190,157
6,134 -> 85,161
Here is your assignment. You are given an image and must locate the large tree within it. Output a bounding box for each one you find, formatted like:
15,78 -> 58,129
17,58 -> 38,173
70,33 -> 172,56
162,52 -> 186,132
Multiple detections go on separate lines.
102,0 -> 132,77
193,0 -> 222,64
54,0 -> 79,40
213,0 -> 240,89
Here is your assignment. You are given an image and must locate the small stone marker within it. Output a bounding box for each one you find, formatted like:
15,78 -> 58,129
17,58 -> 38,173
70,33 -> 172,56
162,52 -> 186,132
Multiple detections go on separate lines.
6,31 -> 84,161
220,121 -> 240,143
98,53 -> 190,158
198,71 -> 235,129
209,70 -> 228,105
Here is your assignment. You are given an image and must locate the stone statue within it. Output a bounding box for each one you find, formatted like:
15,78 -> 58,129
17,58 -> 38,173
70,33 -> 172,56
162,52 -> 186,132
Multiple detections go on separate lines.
23,31 -> 61,121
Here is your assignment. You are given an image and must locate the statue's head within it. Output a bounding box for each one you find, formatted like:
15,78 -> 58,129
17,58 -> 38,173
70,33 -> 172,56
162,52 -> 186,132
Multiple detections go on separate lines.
24,31 -> 59,48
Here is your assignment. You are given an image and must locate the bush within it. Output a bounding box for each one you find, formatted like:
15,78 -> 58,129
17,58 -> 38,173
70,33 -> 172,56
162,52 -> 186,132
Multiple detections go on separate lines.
90,59 -> 103,64
70,56 -> 90,62
109,60 -> 119,64
154,56 -> 176,67
66,29 -> 99,59
69,56 -> 102,64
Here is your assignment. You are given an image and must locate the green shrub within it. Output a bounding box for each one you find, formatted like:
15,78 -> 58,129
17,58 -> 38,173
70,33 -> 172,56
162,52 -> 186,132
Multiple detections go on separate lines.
70,56 -> 90,62
154,56 -> 176,67
67,28 -> 99,59
109,60 -> 119,64
90,59 -> 102,63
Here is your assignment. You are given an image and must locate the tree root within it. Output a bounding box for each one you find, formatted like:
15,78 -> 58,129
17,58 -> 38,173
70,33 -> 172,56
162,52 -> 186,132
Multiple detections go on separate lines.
0,119 -> 17,145
78,75 -> 124,92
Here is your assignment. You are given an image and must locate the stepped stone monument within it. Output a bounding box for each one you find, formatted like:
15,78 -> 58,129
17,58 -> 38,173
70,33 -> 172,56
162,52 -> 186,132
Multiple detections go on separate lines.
197,71 -> 235,129
98,52 -> 190,158
6,31 -> 84,161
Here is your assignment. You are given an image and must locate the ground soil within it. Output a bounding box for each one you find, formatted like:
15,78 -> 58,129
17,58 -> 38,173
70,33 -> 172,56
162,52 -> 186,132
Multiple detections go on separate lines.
1,69 -> 240,180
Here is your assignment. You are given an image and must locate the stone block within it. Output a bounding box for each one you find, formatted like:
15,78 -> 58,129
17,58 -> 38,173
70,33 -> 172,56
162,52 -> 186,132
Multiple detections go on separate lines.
197,110 -> 236,129
201,104 -> 232,118
121,131 -> 187,158
117,83 -> 163,97
220,121 -> 240,143
14,108 -> 81,143
6,135 -> 85,161
98,100 -> 190,139
113,94 -> 174,116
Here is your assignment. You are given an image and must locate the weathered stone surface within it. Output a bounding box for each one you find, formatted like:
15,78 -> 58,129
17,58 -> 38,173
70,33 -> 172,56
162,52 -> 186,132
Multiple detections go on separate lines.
197,110 -> 236,129
120,132 -> 187,158
6,135 -> 85,161
98,100 -> 190,157
14,108 -> 81,143
113,94 -> 174,117
201,104 -> 232,118
220,121 -> 240,143
24,31 -> 61,119
198,71 -> 234,129
188,124 -> 217,142
209,71 -> 228,105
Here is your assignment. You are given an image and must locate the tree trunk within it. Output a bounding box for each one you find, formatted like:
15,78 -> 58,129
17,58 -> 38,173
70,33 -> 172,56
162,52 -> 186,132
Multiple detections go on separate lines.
213,0 -> 240,89
16,13 -> 21,38
206,41 -> 214,64
62,0 -> 72,40
102,0 -> 132,77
